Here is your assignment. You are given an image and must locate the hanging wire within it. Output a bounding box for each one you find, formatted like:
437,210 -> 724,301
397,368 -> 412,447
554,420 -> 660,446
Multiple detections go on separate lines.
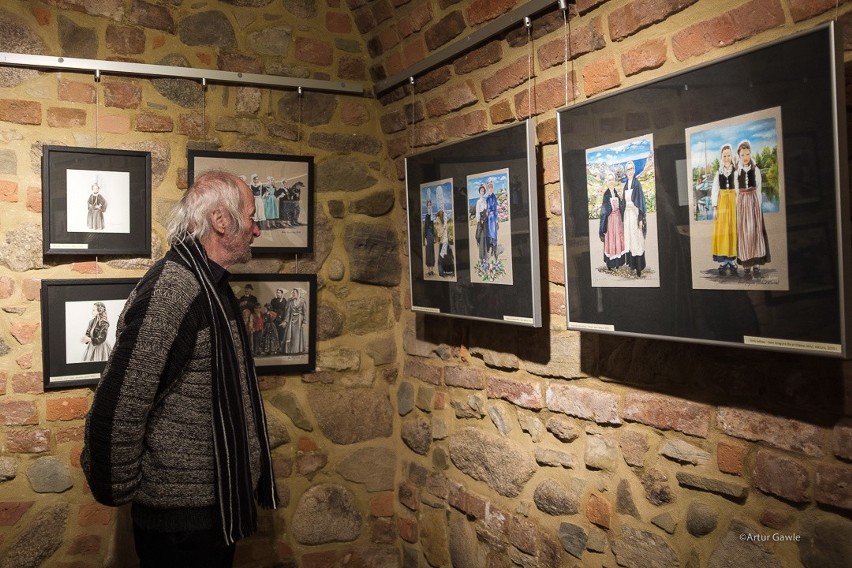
201,78 -> 207,148
525,16 -> 533,120
562,3 -> 569,107
835,0 -> 840,20
408,76 -> 416,150
297,86 -> 303,156
94,69 -> 100,148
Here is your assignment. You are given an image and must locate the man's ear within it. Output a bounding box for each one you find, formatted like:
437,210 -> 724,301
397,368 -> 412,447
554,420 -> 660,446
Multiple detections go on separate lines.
211,208 -> 228,234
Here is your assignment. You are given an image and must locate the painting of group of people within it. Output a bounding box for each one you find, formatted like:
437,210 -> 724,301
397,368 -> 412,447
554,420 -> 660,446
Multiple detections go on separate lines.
686,107 -> 788,290
236,283 -> 309,359
245,173 -> 305,230
586,135 -> 660,288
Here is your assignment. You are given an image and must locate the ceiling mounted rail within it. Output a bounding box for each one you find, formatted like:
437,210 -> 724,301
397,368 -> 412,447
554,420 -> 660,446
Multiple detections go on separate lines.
0,52 -> 364,95
374,0 -> 572,96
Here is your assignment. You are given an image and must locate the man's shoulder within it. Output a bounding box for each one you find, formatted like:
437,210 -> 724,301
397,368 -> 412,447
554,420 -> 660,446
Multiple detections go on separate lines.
134,257 -> 203,304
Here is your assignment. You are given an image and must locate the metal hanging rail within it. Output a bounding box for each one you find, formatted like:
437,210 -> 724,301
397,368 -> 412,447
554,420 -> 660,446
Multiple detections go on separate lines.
374,0 -> 570,96
0,52 -> 364,95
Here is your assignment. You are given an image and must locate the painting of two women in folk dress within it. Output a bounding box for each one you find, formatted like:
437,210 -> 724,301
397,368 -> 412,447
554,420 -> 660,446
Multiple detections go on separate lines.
65,169 -> 132,235
585,135 -> 660,288
420,179 -> 457,282
686,107 -> 789,291
467,168 -> 513,286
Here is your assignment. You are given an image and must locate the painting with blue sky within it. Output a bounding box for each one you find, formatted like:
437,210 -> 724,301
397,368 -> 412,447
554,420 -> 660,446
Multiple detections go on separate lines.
420,178 -> 457,282
685,107 -> 788,291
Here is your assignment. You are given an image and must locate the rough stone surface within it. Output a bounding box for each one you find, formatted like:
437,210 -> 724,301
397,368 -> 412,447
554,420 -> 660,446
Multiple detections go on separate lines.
534,478 -> 579,515
269,391 -> 313,431
585,432 -> 618,471
617,479 -> 640,519
651,512 -> 677,534
620,428 -> 650,467
642,468 -> 674,505
308,388 -> 393,444
535,447 -> 576,469
0,223 -> 44,272
558,522 -> 587,559
58,15 -> 97,59
344,223 -> 401,286
686,500 -> 718,536
151,54 -> 203,108
488,404 -> 512,435
676,471 -> 749,500
420,507 -> 450,567
0,501 -> 69,568
0,9 -> 47,87
398,382 -> 415,416
611,525 -> 678,568
336,447 -> 395,491
317,156 -> 377,192
291,484 -> 362,544
26,456 -> 73,493
451,394 -> 485,419
660,438 -> 711,465
279,91 -> 337,127
448,427 -> 537,497
401,415 -> 432,455
707,519 -> 782,568
448,514 -> 479,568
0,456 -> 17,481
546,415 -> 580,442
178,11 -> 236,48
248,25 -> 291,55
349,189 -> 395,217
799,513 -> 852,568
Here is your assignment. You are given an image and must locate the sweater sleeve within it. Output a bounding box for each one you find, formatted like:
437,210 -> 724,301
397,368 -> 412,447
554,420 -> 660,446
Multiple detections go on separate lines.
81,262 -> 200,506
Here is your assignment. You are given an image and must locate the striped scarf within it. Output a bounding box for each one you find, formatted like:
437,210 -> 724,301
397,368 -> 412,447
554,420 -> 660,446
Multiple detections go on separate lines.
172,237 -> 279,545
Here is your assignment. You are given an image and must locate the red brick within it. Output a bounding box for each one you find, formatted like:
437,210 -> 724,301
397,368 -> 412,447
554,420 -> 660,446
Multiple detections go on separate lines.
583,57 -> 620,97
16,353 -> 33,370
340,101 -> 370,126
489,99 -> 514,124
444,366 -> 485,389
47,107 -> 86,128
0,372 -> 6,395
0,276 -> 12,298
549,288 -> 566,317
98,113 -> 131,134
622,37 -> 668,76
546,383 -> 620,424
387,136 -> 408,159
486,375 -> 543,409
542,148 -> 561,185
26,186 -> 41,213
403,37 -> 427,67
338,56 -> 366,80
302,550 -> 338,568
671,0 -> 785,61
22,279 -> 41,301
0,502 -> 33,526
548,259 -> 565,286
445,109 -> 488,138
7,429 -> 50,453
609,0 -> 699,42
537,117 -> 557,145
413,65 -> 452,94
412,123 -> 446,148
482,57 -> 529,102
752,449 -> 810,503
467,0 -> 517,26
46,398 -> 89,421
377,26 -> 401,51
55,426 -> 85,444
370,492 -> 395,517
58,80 -> 96,104
385,51 -> 404,76
455,40 -> 502,75
326,12 -> 353,33
0,180 -> 17,202
135,112 -> 173,132
0,401 -> 38,426
404,359 -> 442,385
10,321 -> 39,345
372,0 -> 394,25
760,508 -> 793,530
0,100 -> 40,125
789,0 -> 838,22
397,2 -> 432,39
515,76 -> 574,118
78,503 -> 113,526
398,514 -> 418,543
538,16 -> 606,70
69,534 -> 101,555
717,440 -> 746,476
815,463 -> 852,510
12,372 -> 42,394
106,24 -> 145,55
33,6 -> 51,25
717,406 -> 825,456
508,514 -> 537,555
833,422 -> 852,460
296,37 -> 334,66
71,262 -> 102,275
623,392 -> 711,438
586,493 -> 611,528
103,80 -> 141,109
424,11 -> 466,52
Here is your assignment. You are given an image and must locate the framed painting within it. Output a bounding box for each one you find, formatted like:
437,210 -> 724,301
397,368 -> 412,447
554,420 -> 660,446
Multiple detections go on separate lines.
188,149 -> 314,254
41,278 -> 139,390
229,273 -> 317,374
42,146 -> 151,256
558,22 -> 850,357
405,119 -> 542,327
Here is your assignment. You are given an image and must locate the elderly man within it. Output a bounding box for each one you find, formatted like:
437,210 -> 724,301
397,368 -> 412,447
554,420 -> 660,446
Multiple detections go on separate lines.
81,170 -> 279,568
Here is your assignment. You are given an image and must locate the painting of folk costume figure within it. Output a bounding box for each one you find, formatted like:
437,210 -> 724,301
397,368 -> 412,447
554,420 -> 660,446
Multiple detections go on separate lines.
64,299 -> 125,365
685,107 -> 789,291
467,168 -> 513,285
65,170 -> 132,234
420,179 -> 457,282
585,134 -> 660,288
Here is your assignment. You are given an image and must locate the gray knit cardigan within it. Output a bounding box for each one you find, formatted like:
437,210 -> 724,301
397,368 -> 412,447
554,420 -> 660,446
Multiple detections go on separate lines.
81,256 -> 261,532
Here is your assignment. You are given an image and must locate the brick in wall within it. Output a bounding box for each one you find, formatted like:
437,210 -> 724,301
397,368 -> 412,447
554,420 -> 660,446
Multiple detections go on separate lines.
538,16 -> 606,70
482,56 -> 530,102
425,11 -> 466,52
487,375 -> 544,409
814,464 -> 852,510
622,37 -> 668,76
622,392 -> 711,438
467,0 -> 517,27
397,2 -> 432,38
46,397 -> 89,421
717,406 -> 825,457
445,109 -> 488,138
454,40 -> 502,75
546,383 -> 620,424
752,449 -> 810,503
0,401 -> 38,426
609,0 -> 699,43
0,100 -> 40,125
789,0 -> 839,22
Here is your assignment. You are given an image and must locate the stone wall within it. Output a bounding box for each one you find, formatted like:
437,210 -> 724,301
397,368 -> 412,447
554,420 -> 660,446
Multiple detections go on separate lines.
0,1 -> 851,567
0,1 -> 403,567
366,0 -> 852,567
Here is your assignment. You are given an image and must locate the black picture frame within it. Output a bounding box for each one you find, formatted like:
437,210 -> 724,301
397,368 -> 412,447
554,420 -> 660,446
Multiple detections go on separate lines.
188,149 -> 315,254
404,120 -> 542,327
41,278 -> 139,390
558,22 -> 850,357
229,273 -> 317,374
42,146 -> 151,256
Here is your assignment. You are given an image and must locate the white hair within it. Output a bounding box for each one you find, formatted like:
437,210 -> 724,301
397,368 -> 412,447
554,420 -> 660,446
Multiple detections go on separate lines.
167,170 -> 248,244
